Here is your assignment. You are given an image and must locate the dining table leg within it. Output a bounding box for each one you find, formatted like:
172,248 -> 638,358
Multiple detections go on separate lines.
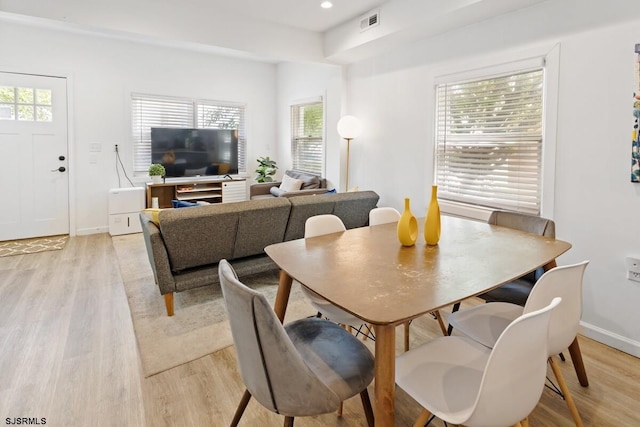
374,324 -> 396,426
273,270 -> 293,323
568,336 -> 589,387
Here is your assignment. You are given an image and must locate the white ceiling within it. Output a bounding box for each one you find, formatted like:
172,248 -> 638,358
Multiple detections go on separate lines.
203,0 -> 387,33
0,0 -> 553,64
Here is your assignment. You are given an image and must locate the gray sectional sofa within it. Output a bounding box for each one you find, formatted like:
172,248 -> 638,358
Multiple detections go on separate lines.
140,190 -> 380,315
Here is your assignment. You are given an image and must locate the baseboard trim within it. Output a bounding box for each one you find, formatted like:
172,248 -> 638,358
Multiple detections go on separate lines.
76,226 -> 109,236
580,321 -> 640,358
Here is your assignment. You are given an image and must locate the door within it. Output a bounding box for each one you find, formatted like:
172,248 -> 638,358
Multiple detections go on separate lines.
0,72 -> 69,240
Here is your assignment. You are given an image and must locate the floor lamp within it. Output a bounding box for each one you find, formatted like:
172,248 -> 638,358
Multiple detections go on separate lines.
337,115 -> 362,191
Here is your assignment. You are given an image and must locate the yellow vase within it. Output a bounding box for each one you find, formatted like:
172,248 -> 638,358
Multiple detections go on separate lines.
424,185 -> 441,246
397,198 -> 418,246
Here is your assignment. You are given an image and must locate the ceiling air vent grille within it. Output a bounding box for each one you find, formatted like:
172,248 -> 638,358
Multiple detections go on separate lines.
360,9 -> 380,32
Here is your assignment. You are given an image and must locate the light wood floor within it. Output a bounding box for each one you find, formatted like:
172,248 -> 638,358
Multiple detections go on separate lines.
1,233 -> 638,426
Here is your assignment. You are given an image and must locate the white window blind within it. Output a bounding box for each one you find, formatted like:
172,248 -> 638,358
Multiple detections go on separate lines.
291,99 -> 324,176
435,69 -> 544,215
131,94 -> 246,175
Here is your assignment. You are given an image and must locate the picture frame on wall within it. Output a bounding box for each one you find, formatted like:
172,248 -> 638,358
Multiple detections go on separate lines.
631,43 -> 640,182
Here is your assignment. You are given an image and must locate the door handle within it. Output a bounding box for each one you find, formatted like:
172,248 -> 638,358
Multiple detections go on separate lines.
52,166 -> 66,172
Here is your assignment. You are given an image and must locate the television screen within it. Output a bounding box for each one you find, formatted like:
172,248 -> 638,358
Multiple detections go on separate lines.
150,128 -> 239,177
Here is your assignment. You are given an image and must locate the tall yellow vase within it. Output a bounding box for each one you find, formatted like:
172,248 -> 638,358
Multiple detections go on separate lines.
397,198 -> 418,246
424,185 -> 441,246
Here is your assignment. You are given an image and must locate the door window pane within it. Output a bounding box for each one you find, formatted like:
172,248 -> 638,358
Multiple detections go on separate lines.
36,89 -> 52,105
17,88 -> 34,104
0,86 -> 54,122
18,105 -> 34,121
0,86 -> 14,102
36,106 -> 53,122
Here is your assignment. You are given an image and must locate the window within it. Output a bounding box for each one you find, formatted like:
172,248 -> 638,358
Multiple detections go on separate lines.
131,94 -> 246,175
291,99 -> 324,176
435,67 -> 544,215
0,86 -> 52,122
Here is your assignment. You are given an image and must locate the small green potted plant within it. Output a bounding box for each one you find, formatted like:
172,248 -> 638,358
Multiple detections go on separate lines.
149,163 -> 166,183
255,156 -> 278,183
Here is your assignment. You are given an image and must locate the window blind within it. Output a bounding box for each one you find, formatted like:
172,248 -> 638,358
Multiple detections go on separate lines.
291,100 -> 324,176
435,69 -> 544,215
131,94 -> 246,175
196,100 -> 246,173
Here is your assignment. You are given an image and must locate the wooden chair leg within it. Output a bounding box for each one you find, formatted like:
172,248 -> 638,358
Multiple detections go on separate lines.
521,417 -> 529,427
360,388 -> 375,427
284,416 -> 294,427
568,336 -> 589,387
404,321 -> 410,351
337,401 -> 343,416
413,408 -> 432,427
164,292 -> 174,316
362,323 -> 373,341
434,310 -> 448,336
230,389 -> 251,427
549,356 -> 584,427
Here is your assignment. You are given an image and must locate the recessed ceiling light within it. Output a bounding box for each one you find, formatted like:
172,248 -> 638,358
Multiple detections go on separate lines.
321,1 -> 333,9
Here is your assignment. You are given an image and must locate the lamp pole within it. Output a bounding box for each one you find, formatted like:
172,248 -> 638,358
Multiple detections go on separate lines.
345,137 -> 352,191
337,115 -> 362,192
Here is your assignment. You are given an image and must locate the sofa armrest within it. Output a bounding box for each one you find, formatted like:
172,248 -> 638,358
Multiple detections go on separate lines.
250,181 -> 281,198
139,213 -> 176,295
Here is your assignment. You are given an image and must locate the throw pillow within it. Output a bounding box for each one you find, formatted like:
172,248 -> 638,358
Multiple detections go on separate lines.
142,208 -> 162,225
270,186 -> 286,197
171,199 -> 199,208
279,174 -> 304,192
286,170 -> 320,189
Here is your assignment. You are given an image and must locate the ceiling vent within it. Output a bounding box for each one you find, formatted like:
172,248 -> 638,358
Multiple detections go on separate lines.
360,9 -> 380,32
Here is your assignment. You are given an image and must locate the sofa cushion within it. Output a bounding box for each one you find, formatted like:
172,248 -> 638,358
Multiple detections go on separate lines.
233,197 -> 292,258
159,204 -> 240,272
284,194 -> 337,241
331,191 -> 380,229
286,170 -> 320,190
280,174 -> 304,192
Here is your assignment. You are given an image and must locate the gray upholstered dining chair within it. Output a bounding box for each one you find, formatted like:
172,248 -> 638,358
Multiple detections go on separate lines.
447,210 -> 556,332
218,259 -> 375,427
479,210 -> 556,305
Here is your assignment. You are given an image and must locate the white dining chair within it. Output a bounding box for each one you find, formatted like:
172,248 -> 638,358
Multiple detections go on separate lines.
369,206 -> 448,349
368,206 -> 401,226
396,297 -> 561,427
300,215 -> 373,338
447,261 -> 589,427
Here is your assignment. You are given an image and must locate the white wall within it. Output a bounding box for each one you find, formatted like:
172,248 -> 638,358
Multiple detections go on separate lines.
0,21 -> 277,235
344,6 -> 640,355
275,62 -> 343,189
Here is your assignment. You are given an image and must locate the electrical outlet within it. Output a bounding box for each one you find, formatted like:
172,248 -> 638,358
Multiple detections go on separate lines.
625,256 -> 640,282
628,271 -> 640,282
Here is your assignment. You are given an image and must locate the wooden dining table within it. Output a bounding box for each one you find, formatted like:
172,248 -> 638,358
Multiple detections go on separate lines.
265,215 -> 572,426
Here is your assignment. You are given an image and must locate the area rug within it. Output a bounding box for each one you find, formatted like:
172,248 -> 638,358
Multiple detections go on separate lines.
112,233 -> 316,377
0,235 -> 69,257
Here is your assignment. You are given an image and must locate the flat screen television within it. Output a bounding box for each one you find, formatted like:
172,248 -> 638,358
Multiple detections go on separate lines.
150,127 -> 239,177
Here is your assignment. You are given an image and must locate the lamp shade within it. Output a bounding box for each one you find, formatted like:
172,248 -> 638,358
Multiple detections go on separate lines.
337,115 -> 362,139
